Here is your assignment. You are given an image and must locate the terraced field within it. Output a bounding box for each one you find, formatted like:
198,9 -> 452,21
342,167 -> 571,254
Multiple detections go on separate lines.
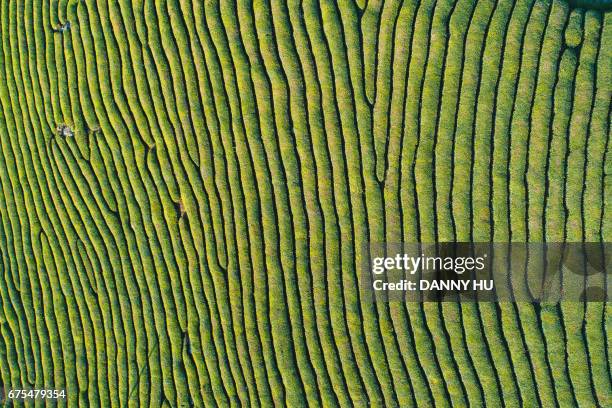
0,0 -> 609,406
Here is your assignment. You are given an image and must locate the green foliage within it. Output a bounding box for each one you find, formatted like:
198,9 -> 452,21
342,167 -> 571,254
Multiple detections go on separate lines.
0,0 -> 608,406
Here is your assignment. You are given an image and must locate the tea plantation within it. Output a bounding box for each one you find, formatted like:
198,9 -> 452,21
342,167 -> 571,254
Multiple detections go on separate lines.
0,0 -> 609,406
